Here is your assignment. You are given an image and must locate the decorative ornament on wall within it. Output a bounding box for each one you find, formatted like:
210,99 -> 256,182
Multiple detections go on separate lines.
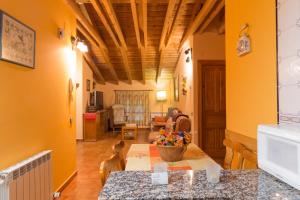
237,23 -> 251,56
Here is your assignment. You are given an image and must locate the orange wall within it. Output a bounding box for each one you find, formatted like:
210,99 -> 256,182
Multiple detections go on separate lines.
0,0 -> 77,191
225,0 -> 278,138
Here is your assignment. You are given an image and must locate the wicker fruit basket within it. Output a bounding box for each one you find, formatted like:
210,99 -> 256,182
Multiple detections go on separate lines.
156,145 -> 187,162
155,129 -> 192,162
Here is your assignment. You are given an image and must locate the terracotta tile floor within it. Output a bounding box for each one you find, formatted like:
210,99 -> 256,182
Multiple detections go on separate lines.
58,129 -> 150,200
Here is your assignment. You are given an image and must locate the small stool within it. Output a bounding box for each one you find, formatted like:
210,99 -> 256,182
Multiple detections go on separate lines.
122,124 -> 138,140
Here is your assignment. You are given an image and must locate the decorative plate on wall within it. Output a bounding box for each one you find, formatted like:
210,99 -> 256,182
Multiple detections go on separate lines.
0,10 -> 36,68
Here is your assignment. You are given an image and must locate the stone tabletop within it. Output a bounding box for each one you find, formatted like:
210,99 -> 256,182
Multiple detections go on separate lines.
99,169 -> 300,200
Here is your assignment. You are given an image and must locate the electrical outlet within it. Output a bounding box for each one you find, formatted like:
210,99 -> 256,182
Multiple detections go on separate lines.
53,192 -> 61,198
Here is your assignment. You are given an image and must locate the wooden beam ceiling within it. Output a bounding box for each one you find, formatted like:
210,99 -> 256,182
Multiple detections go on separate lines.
198,0 -> 225,34
156,0 -> 176,82
159,0 -> 176,51
77,22 -> 119,83
179,0 -> 217,48
141,0 -> 147,47
165,0 -> 184,48
83,53 -> 105,84
101,0 -> 132,84
130,0 -> 145,83
64,0 -> 107,50
90,0 -> 120,48
130,0 -> 141,48
71,0 -> 212,82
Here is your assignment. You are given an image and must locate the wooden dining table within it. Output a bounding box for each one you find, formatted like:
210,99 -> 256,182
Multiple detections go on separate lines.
125,143 -> 220,171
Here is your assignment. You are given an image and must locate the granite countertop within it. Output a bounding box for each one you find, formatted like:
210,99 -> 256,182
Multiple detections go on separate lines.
99,169 -> 300,200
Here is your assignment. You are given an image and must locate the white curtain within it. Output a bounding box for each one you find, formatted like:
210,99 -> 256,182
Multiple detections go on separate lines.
115,90 -> 150,126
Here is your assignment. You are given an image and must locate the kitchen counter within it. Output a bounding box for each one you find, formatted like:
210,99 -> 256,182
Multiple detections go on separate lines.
99,169 -> 300,200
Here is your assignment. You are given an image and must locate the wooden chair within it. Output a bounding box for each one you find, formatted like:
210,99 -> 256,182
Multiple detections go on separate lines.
99,153 -> 123,186
223,138 -> 258,169
112,140 -> 126,170
223,138 -> 234,169
241,148 -> 258,169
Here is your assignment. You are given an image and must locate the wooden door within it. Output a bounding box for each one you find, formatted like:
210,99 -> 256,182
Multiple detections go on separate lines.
201,61 -> 226,162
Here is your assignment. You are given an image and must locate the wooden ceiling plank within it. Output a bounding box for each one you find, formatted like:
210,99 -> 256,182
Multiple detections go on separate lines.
198,0 -> 225,34
157,0 -> 176,82
130,0 -> 145,83
120,48 -> 133,84
156,51 -> 164,82
130,0 -> 141,48
83,53 -> 106,84
159,0 -> 176,51
218,23 -> 225,34
77,22 -> 98,46
165,0 -> 184,48
79,4 -> 93,24
102,0 -> 132,83
179,0 -> 217,48
77,23 -> 119,83
101,0 -> 127,50
140,47 -> 146,84
64,0 -> 108,50
90,0 -> 121,48
142,0 -> 147,47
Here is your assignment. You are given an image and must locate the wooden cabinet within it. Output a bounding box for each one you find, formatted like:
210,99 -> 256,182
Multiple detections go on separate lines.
83,110 -> 108,141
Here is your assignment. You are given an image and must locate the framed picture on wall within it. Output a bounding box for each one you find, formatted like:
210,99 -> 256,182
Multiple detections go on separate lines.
0,10 -> 36,68
86,79 -> 90,92
174,75 -> 179,101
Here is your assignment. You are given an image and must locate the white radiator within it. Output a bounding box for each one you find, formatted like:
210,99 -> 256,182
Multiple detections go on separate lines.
0,150 -> 52,200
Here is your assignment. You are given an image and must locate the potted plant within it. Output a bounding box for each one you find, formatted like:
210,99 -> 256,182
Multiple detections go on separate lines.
155,129 -> 192,162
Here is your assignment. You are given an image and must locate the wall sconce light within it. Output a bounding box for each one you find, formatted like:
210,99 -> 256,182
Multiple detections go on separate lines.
185,48 -> 191,55
71,36 -> 88,52
184,48 -> 192,63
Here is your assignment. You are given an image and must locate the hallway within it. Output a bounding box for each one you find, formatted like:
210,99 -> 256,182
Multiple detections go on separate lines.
58,130 -> 150,200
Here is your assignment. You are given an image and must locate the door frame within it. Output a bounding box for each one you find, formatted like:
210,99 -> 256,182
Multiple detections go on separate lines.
197,60 -> 225,148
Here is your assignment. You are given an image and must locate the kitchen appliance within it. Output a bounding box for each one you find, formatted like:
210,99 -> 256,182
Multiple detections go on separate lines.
258,124 -> 300,190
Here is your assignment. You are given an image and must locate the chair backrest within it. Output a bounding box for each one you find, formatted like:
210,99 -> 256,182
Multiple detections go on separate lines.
112,104 -> 125,124
99,153 -> 122,186
223,138 -> 258,170
241,147 -> 258,169
223,138 -> 234,169
175,115 -> 191,132
167,107 -> 180,119
112,140 -> 125,170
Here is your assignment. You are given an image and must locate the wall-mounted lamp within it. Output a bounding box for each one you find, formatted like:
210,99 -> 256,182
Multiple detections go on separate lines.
184,48 -> 192,63
185,48 -> 191,55
71,36 -> 88,53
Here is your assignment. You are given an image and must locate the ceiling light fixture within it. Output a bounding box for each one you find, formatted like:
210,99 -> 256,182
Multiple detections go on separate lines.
71,36 -> 88,53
